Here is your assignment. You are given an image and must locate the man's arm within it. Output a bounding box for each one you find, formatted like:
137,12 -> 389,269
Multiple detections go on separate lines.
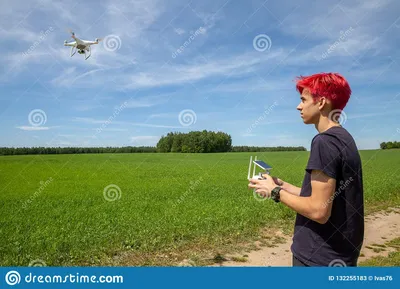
279,169 -> 336,224
280,181 -> 301,196
267,176 -> 301,196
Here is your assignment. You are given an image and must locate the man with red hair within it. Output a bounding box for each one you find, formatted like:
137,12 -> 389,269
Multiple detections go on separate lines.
249,72 -> 364,267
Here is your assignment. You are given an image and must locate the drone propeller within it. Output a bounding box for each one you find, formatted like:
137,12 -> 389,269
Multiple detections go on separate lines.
67,28 -> 75,38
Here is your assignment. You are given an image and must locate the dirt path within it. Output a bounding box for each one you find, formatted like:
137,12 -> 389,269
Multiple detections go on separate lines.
215,207 -> 400,267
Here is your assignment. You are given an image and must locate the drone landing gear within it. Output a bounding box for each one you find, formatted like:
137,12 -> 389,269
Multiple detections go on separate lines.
70,46 -> 77,57
69,46 -> 91,60
84,46 -> 91,60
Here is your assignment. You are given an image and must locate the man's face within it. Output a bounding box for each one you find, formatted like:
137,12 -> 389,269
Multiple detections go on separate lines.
296,88 -> 320,124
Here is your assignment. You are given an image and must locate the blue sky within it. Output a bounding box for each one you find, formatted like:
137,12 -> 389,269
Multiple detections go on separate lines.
1,0 -> 399,150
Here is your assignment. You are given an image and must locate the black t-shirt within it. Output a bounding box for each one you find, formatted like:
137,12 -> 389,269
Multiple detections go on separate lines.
291,126 -> 364,266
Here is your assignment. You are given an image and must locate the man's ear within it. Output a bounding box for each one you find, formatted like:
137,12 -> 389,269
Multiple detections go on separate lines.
318,97 -> 330,111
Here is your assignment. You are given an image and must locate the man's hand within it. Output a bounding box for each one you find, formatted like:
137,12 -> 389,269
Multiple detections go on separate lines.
248,174 -> 279,198
271,176 -> 284,186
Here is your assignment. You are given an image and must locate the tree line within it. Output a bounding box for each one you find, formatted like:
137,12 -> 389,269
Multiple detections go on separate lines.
0,130 -> 309,155
0,146 -> 157,155
0,145 -> 308,155
156,131 -> 306,153
380,142 -> 400,149
231,146 -> 306,152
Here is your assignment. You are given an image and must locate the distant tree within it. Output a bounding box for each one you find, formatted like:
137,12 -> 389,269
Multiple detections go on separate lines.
380,141 -> 400,149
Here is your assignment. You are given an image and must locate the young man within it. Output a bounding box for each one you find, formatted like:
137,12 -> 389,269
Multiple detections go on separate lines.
248,72 -> 364,267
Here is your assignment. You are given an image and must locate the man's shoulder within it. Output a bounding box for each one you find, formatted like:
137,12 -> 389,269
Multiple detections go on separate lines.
322,126 -> 352,139
310,130 -> 340,149
312,126 -> 354,148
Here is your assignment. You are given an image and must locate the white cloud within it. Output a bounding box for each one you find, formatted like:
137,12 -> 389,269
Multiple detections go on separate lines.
123,50 -> 285,89
38,0 -> 79,24
130,135 -> 159,145
16,126 -> 50,131
174,28 -> 185,35
50,67 -> 77,86
104,0 -> 164,41
41,48 -> 285,90
148,113 -> 176,119
131,122 -> 185,129
57,134 -> 77,137
92,128 -> 128,132
347,110 -> 399,120
242,133 -> 256,137
74,103 -> 104,111
125,94 -> 169,108
70,117 -> 184,129
71,117 -> 128,125
0,28 -> 38,43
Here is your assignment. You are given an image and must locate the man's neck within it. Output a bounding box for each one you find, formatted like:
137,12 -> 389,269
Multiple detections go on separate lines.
315,117 -> 341,133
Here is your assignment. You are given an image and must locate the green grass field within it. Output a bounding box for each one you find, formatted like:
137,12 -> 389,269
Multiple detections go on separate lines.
1,150 -> 399,266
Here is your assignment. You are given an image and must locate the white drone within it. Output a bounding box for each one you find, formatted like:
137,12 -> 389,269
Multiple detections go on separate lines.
63,29 -> 102,60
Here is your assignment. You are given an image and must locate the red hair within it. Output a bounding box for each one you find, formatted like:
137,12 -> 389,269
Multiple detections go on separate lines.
295,72 -> 351,111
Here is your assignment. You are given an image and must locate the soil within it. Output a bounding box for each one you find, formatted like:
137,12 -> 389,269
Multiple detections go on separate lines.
212,207 -> 400,267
